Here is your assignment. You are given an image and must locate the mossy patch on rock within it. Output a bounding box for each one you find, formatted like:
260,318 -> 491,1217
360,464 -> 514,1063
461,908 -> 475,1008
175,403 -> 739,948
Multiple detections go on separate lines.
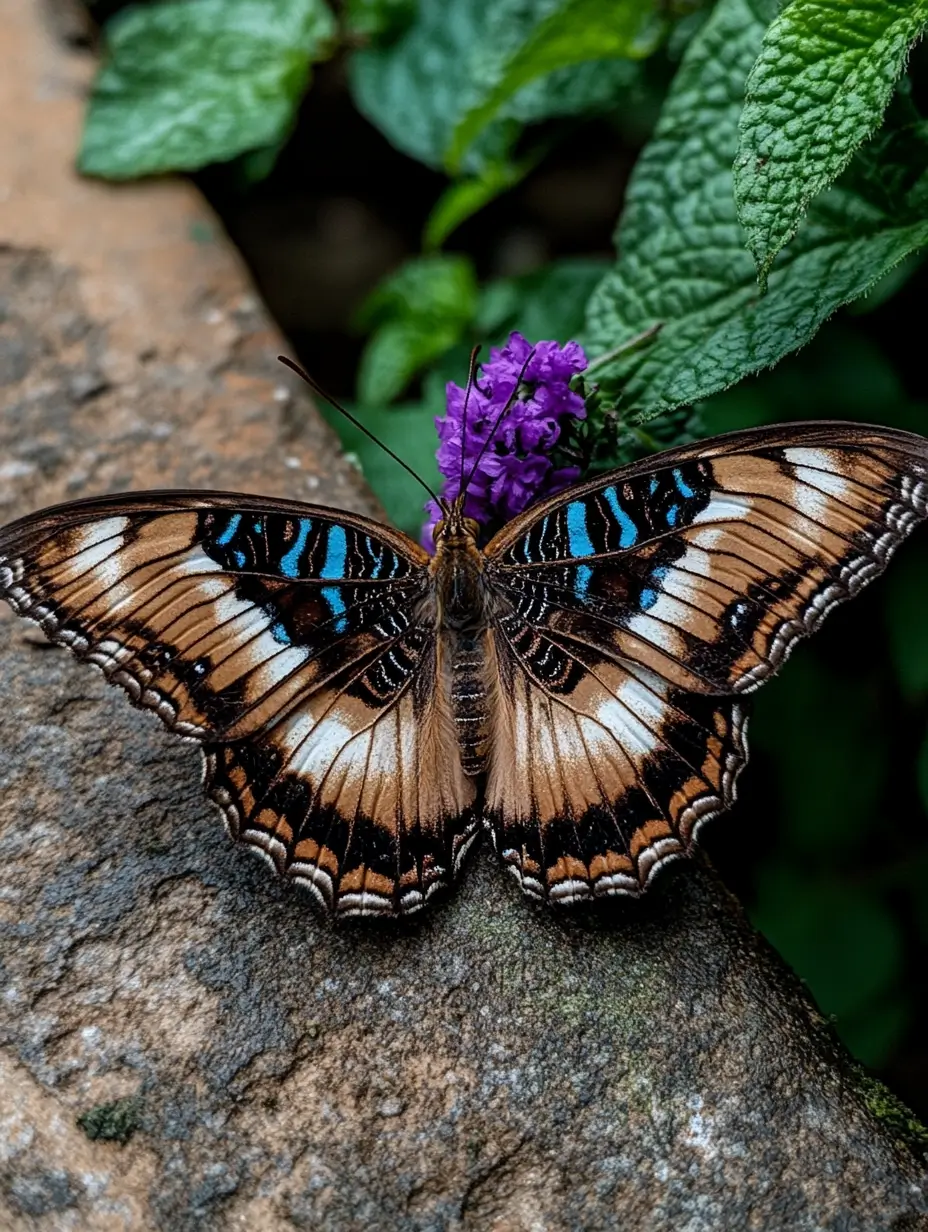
77,1095 -> 143,1145
861,1076 -> 928,1157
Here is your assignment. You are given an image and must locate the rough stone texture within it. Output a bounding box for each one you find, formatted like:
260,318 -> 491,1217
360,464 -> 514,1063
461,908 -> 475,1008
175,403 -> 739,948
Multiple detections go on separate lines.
1,4 -> 928,1230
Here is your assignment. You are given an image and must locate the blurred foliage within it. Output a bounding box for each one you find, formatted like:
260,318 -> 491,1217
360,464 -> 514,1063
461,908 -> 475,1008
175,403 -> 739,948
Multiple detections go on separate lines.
75,0 -> 928,1081
317,398 -> 442,540
349,0 -> 658,172
343,0 -> 416,41
353,255 -> 478,405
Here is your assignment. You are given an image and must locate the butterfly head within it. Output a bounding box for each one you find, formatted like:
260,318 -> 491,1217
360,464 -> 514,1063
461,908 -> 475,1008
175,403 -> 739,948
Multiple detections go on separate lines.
430,496 -> 481,552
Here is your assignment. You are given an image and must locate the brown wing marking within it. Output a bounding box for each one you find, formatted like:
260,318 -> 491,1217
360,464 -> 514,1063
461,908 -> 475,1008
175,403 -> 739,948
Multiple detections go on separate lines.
205,635 -> 478,917
642,446 -> 928,691
486,623 -> 746,903
0,495 -> 479,918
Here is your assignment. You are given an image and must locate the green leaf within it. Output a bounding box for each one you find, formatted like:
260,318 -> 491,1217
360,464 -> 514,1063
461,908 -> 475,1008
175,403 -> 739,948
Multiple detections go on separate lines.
495,55 -> 643,125
348,0 -> 485,170
357,254 -> 478,327
349,0 -> 653,174
421,57 -> 644,244
344,0 -> 416,41
357,318 -> 467,405
700,321 -> 926,437
355,255 -> 478,403
734,0 -> 928,285
319,401 -> 441,540
445,0 -> 665,172
79,0 -> 336,179
584,0 -> 928,422
235,136 -> 290,184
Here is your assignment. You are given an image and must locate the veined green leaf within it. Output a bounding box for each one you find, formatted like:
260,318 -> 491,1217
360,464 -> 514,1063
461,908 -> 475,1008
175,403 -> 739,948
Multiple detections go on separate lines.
79,0 -> 336,179
735,0 -> 928,285
584,0 -> 928,421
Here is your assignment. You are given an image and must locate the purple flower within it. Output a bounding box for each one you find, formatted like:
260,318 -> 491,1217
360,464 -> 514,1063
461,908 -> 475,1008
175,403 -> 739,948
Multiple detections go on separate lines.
422,332 -> 587,551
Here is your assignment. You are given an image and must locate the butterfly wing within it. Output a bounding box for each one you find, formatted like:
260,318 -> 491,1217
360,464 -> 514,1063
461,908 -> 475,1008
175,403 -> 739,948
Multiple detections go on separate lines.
0,492 -> 477,916
482,422 -> 928,902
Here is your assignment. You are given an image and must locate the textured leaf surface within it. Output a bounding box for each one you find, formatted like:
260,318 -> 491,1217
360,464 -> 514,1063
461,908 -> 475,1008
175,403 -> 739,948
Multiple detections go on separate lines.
349,0 -> 651,173
735,0 -> 928,282
80,0 -> 335,178
584,0 -> 928,420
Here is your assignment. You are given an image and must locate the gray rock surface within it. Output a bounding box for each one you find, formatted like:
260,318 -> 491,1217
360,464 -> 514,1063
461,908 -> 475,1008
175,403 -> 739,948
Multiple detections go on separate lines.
1,4 -> 927,1229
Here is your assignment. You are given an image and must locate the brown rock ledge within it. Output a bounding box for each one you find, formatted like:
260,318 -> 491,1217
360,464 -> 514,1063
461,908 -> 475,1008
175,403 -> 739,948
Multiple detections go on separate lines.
0,3 -> 926,1229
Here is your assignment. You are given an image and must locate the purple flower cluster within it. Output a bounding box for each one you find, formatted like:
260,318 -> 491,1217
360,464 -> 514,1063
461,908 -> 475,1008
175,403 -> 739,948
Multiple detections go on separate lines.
422,332 -> 588,550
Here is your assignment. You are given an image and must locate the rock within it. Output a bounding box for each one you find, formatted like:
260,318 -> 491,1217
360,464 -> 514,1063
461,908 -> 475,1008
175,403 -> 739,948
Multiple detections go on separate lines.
0,3 -> 927,1230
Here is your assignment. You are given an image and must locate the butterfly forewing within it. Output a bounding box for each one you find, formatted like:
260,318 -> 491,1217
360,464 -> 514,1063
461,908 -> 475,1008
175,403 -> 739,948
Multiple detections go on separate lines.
483,423 -> 928,903
0,492 -> 478,916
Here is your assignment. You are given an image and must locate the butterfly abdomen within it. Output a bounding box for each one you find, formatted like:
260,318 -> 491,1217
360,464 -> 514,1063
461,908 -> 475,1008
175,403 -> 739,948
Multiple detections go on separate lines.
431,526 -> 495,777
449,631 -> 493,776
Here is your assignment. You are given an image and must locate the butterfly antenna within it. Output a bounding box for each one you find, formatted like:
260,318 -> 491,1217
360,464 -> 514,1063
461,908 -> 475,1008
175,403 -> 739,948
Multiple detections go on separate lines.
277,356 -> 442,507
459,345 -> 481,499
462,349 -> 535,497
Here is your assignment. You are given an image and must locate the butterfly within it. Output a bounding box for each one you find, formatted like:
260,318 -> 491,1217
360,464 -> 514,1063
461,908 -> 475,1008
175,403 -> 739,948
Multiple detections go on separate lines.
0,420 -> 925,917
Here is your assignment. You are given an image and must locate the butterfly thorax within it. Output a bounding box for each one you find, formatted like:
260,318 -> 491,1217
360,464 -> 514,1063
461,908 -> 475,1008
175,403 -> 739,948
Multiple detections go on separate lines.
430,514 -> 493,777
430,518 -> 486,632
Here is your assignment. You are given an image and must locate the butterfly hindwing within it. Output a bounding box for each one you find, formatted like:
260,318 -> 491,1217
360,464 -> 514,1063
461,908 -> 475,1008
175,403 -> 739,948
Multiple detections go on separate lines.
486,620 -> 746,901
205,624 -> 478,916
483,423 -> 928,901
0,491 -> 478,915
